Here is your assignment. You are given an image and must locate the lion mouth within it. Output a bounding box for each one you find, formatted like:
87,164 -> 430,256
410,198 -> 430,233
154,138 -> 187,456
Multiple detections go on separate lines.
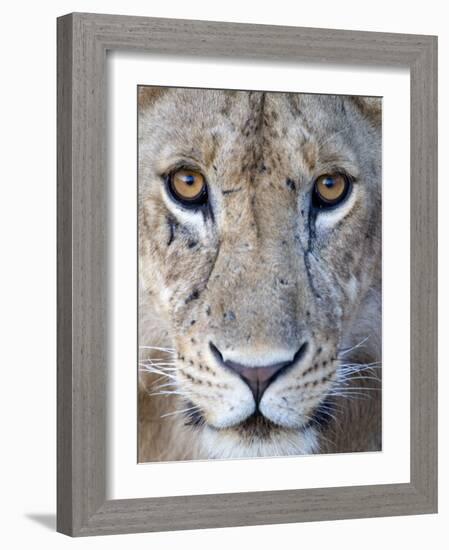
232,412 -> 289,438
183,396 -> 335,437
182,402 -> 206,427
199,410 -> 288,438
182,402 -> 281,434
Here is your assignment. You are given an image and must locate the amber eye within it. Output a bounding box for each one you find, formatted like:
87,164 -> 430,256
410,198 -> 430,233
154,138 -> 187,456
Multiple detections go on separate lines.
312,173 -> 351,209
167,168 -> 207,206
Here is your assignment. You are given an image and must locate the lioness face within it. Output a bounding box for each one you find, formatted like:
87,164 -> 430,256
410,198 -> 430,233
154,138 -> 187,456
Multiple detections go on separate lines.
139,88 -> 381,457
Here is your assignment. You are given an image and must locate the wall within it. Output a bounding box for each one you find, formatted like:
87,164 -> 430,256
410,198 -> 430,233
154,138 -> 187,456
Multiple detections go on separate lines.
0,0 -> 445,548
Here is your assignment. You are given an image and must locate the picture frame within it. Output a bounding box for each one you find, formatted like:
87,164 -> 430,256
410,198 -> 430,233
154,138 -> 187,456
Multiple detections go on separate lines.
57,12 -> 438,536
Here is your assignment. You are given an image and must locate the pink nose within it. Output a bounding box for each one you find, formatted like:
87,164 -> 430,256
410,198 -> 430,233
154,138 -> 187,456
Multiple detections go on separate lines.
210,343 -> 307,403
224,362 -> 290,403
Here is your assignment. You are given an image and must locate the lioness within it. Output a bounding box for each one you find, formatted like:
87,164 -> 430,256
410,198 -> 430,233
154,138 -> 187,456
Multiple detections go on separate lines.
138,88 -> 381,461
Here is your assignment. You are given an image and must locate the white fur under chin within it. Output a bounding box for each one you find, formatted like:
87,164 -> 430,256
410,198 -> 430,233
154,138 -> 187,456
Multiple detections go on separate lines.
197,425 -> 319,460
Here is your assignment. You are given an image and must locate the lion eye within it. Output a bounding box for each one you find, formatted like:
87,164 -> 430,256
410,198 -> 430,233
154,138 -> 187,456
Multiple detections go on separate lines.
168,169 -> 207,206
312,173 -> 351,209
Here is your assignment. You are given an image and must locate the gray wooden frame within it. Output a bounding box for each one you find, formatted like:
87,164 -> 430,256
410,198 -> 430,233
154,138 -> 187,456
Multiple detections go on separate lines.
57,12 -> 438,537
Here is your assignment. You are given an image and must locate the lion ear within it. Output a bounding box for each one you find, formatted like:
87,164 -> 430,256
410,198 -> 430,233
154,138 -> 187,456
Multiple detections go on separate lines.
138,86 -> 168,112
350,96 -> 382,127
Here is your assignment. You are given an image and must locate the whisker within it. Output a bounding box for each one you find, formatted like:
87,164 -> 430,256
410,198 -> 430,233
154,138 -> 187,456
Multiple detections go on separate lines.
160,405 -> 202,419
148,376 -> 173,388
313,407 -> 338,424
138,364 -> 177,380
139,360 -> 178,368
145,366 -> 180,377
328,387 -> 381,393
149,390 -> 192,397
149,380 -> 178,391
303,415 -> 335,446
338,367 -> 380,375
327,396 -> 374,403
338,336 -> 369,357
140,356 -> 177,364
139,345 -> 176,353
319,401 -> 345,417
337,375 -> 381,384
338,363 -> 382,371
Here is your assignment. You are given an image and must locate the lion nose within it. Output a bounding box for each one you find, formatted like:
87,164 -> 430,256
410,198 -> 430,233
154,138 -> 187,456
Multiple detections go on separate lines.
224,361 -> 290,403
209,342 -> 307,403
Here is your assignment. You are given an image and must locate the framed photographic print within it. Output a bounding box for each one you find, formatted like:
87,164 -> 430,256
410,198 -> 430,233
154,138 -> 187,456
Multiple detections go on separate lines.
57,13 -> 438,536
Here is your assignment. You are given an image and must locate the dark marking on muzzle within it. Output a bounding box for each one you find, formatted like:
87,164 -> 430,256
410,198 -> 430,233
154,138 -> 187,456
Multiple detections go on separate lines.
166,215 -> 178,246
286,178 -> 296,191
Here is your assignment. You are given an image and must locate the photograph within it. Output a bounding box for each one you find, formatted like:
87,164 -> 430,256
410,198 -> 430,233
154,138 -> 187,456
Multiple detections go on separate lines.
137,86 -> 382,462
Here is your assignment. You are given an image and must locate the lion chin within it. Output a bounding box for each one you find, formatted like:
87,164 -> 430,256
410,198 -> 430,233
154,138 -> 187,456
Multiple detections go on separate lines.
197,416 -> 320,460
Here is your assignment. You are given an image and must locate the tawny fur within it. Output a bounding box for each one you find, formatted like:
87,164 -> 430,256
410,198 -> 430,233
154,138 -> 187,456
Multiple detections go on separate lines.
138,87 -> 382,461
